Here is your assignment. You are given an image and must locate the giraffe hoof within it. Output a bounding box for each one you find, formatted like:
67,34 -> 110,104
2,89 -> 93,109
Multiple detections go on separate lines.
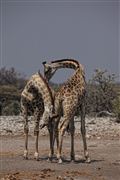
71,155 -> 75,162
23,150 -> 28,160
85,157 -> 91,163
34,152 -> 39,161
58,158 -> 63,164
23,155 -> 28,160
47,157 -> 52,162
34,157 -> 39,161
71,159 -> 75,163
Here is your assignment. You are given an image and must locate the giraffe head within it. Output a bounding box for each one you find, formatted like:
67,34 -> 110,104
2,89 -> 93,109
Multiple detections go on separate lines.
42,104 -> 53,123
43,59 -> 86,84
40,105 -> 58,129
42,61 -> 57,81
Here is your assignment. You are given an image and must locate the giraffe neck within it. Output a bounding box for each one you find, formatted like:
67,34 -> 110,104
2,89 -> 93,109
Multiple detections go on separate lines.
34,72 -> 54,108
51,59 -> 80,70
71,68 -> 86,87
50,59 -> 86,92
23,72 -> 54,111
51,59 -> 85,83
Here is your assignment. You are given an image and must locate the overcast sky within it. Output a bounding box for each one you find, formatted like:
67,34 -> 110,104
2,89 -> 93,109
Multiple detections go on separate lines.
0,0 -> 119,83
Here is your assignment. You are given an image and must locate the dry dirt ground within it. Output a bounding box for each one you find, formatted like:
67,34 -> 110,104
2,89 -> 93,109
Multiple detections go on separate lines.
0,134 -> 120,180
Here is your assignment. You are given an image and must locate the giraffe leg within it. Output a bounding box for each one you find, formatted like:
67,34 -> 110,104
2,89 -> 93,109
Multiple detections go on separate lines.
81,104 -> 91,163
53,119 -> 60,159
57,118 -> 69,164
23,114 -> 29,159
47,118 -> 60,161
70,120 -> 75,161
55,124 -> 59,156
57,129 -> 64,164
34,131 -> 39,161
34,110 -> 40,161
48,122 -> 54,161
21,97 -> 29,160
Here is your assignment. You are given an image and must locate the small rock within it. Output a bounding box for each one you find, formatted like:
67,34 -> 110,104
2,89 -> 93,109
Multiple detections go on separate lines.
57,176 -> 63,180
63,176 -> 67,180
97,137 -> 101,140
70,178 -> 74,180
86,134 -> 91,139
19,124 -> 23,127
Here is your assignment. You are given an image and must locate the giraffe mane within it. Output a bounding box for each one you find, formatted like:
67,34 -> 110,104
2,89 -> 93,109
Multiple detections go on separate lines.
51,59 -> 79,66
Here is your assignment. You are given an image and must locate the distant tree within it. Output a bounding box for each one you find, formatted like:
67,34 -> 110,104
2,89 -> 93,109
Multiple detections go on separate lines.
86,69 -> 117,115
0,67 -> 119,117
112,95 -> 120,123
0,67 -> 26,90
0,67 -> 27,115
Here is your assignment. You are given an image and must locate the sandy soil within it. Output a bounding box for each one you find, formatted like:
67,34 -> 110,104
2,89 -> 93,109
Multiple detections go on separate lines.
0,134 -> 120,180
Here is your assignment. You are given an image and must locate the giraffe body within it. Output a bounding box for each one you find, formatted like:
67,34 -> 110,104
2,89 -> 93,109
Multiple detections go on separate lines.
43,59 -> 90,163
21,72 -> 55,160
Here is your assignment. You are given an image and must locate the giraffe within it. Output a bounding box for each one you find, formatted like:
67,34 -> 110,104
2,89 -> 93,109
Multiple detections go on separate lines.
21,71 -> 57,160
42,59 -> 90,163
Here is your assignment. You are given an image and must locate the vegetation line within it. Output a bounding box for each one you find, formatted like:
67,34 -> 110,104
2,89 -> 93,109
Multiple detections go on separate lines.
0,67 -> 120,123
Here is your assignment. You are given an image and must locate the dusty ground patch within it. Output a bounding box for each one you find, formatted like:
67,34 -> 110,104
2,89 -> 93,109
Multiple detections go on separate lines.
0,135 -> 120,180
0,116 -> 120,179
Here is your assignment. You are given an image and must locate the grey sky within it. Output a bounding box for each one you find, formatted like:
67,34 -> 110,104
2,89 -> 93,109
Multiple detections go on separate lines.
0,0 -> 119,83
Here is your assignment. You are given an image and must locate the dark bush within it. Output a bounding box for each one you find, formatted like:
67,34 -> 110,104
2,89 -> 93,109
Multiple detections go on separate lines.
2,100 -> 20,115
